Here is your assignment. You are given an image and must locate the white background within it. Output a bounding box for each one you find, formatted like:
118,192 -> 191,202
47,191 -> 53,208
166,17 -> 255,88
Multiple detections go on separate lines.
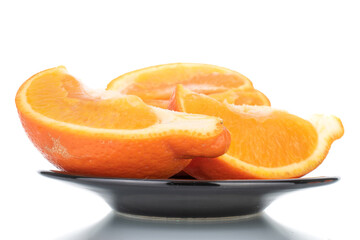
0,0 -> 359,239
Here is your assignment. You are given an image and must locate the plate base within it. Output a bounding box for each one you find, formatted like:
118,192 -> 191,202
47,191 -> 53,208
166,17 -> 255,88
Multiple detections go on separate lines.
115,211 -> 261,222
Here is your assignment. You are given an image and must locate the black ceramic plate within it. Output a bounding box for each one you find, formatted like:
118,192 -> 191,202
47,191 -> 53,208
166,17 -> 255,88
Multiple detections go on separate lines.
40,171 -> 338,219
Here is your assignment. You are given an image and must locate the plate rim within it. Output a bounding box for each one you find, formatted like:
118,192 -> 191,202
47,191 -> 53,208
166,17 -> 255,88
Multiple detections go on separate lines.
39,170 -> 339,185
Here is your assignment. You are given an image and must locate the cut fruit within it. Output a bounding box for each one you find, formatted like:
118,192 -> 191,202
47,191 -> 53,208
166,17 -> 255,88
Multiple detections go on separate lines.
15,67 -> 231,178
107,63 -> 270,108
169,85 -> 344,179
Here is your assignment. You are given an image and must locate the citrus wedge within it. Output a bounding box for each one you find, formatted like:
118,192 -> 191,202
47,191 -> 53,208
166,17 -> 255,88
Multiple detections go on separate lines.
15,67 -> 230,178
169,85 -> 344,179
107,63 -> 270,108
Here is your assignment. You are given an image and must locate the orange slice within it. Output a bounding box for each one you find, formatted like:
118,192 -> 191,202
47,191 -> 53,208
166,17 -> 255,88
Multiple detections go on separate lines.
107,63 -> 270,108
15,67 -> 230,178
169,85 -> 344,179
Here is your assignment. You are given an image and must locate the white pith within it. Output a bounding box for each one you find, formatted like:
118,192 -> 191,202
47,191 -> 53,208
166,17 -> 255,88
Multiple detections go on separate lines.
225,103 -> 275,118
18,66 -> 223,139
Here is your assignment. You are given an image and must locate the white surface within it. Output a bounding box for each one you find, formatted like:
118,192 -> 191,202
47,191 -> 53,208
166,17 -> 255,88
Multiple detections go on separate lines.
0,0 -> 359,239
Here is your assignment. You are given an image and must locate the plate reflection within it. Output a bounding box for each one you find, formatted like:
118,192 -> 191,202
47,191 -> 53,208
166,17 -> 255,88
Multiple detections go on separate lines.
63,212 -> 322,240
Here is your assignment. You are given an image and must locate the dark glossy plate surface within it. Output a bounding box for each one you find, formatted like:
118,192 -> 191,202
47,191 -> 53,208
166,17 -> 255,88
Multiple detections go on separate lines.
40,171 -> 338,218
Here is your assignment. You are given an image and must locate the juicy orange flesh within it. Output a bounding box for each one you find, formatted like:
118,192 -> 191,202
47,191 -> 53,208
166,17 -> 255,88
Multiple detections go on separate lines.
26,70 -> 158,130
209,89 -> 270,106
180,92 -> 318,168
118,66 -> 247,100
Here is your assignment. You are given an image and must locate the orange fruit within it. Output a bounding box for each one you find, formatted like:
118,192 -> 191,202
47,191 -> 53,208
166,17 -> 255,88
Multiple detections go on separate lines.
107,63 -> 270,108
169,85 -> 344,179
15,66 -> 231,178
